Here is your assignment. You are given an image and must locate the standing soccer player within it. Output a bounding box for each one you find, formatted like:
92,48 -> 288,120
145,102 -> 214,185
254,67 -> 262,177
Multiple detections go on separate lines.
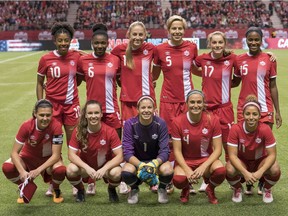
152,15 -> 198,194
172,90 -> 226,204
2,100 -> 66,204
111,21 -> 156,122
226,95 -> 281,203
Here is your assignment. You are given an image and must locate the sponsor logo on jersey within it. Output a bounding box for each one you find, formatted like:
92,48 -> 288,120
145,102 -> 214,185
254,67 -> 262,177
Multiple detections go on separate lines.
152,134 -> 158,140
165,51 -> 170,55
207,61 -> 211,65
52,62 -> 57,66
100,139 -> 106,145
183,129 -> 189,134
89,63 -> 93,67
255,137 -> 262,144
133,135 -> 139,139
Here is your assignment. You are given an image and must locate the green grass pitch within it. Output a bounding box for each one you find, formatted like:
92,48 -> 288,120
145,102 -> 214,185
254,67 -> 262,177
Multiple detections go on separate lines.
0,50 -> 287,216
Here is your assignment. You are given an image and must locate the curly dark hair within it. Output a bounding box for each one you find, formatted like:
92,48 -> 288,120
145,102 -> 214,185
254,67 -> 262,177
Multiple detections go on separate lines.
51,22 -> 74,39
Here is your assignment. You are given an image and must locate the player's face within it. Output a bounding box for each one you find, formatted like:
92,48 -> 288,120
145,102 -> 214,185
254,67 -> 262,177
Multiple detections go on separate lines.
210,34 -> 225,56
91,34 -> 108,57
243,105 -> 260,131
34,107 -> 53,130
246,31 -> 262,55
54,33 -> 71,56
138,99 -> 155,123
129,25 -> 146,49
187,94 -> 204,116
85,104 -> 103,127
169,20 -> 185,45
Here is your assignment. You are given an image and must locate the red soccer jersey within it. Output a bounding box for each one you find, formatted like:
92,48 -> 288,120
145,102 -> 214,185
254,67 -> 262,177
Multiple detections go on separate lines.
235,52 -> 277,113
227,121 -> 276,161
171,112 -> 222,160
154,40 -> 198,103
77,53 -> 120,113
69,123 -> 122,169
16,118 -> 63,161
194,53 -> 237,108
37,50 -> 81,104
111,42 -> 155,102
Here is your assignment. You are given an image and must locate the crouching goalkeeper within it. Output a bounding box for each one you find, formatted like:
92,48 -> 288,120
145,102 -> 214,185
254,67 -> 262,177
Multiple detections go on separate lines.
121,95 -> 174,204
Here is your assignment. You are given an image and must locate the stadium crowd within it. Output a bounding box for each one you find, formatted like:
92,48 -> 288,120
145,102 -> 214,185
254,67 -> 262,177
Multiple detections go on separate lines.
2,0 -> 288,31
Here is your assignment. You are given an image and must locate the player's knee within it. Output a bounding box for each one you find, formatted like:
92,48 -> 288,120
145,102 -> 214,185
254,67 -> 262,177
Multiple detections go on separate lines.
66,163 -> 80,177
52,165 -> 66,179
173,175 -> 188,189
121,171 -> 138,186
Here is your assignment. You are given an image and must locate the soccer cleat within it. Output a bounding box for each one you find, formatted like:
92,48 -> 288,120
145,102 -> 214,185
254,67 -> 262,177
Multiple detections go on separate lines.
244,184 -> 253,195
258,181 -> 264,195
127,189 -> 139,204
150,184 -> 158,193
189,183 -> 197,195
119,181 -> 130,194
86,183 -> 96,195
263,188 -> 273,203
53,189 -> 64,203
76,189 -> 85,202
166,182 -> 174,194
72,186 -> 78,197
108,187 -> 119,202
205,184 -> 218,204
17,197 -> 24,204
198,181 -> 208,192
180,187 -> 190,203
45,183 -> 53,197
158,188 -> 168,204
232,187 -> 242,203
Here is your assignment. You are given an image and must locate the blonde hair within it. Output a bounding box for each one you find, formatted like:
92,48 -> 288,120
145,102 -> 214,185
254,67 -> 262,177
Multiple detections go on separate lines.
207,31 -> 227,48
166,15 -> 187,30
125,21 -> 147,69
243,95 -> 261,114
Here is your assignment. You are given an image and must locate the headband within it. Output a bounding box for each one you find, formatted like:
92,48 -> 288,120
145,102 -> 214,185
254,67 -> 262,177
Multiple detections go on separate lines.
245,27 -> 263,38
186,89 -> 205,102
243,102 -> 261,112
137,95 -> 155,107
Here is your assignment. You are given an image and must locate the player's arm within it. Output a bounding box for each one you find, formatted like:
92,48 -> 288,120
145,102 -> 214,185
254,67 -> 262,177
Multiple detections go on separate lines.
29,142 -> 62,179
95,147 -> 123,180
152,65 -> 161,81
36,75 -> 45,100
231,75 -> 241,88
270,78 -> 282,128
253,146 -> 276,180
193,136 -> 222,179
173,139 -> 193,177
10,141 -> 28,181
191,64 -> 201,77
76,73 -> 84,86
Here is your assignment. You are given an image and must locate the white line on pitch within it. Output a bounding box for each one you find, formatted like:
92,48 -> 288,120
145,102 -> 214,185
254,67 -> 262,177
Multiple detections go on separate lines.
0,82 -> 34,86
0,51 -> 44,64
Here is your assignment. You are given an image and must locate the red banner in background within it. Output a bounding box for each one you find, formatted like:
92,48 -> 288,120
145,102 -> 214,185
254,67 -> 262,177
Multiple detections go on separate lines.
266,38 -> 288,49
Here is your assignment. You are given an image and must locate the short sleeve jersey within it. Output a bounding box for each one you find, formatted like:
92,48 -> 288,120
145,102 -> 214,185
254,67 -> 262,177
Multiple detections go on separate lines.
227,121 -> 276,161
154,40 -> 198,103
37,50 -> 81,104
194,53 -> 237,108
122,115 -> 170,163
16,118 -> 63,160
235,52 -> 277,113
77,53 -> 120,113
111,42 -> 156,102
69,123 -> 122,169
171,112 -> 222,160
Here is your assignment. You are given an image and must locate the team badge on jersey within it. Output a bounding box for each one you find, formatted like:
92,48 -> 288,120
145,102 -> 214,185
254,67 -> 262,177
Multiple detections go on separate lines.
260,61 -> 266,66
184,50 -> 190,56
202,128 -> 208,135
45,134 -> 50,140
143,49 -> 148,55
255,137 -> 262,144
70,60 -> 75,66
100,139 -> 106,145
107,62 -> 113,68
224,60 -> 230,66
152,134 -> 158,140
